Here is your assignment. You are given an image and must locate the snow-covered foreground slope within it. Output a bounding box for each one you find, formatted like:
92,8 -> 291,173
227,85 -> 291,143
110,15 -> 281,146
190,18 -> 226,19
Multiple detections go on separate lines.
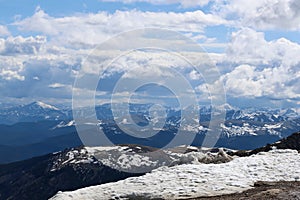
51,149 -> 300,200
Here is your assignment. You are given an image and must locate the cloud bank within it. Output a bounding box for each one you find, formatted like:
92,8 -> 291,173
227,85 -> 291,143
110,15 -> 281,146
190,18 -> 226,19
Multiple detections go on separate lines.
0,2 -> 298,108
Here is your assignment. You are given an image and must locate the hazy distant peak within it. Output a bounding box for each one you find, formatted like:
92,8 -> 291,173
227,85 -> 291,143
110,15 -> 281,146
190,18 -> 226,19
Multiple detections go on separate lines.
31,101 -> 59,110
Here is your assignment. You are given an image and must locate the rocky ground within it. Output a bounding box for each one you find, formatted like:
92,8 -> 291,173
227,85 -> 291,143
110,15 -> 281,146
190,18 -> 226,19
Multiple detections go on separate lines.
194,181 -> 300,200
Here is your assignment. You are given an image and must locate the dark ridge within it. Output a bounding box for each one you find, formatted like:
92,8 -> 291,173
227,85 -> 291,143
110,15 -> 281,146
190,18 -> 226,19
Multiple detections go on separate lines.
0,147 -> 144,200
230,131 -> 300,157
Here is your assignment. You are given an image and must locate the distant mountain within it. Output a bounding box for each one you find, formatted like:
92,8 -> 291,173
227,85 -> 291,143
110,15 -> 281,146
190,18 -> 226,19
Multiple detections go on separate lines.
1,102 -> 299,137
91,103 -> 300,149
0,131 -> 82,164
0,120 -> 81,164
0,102 -> 299,164
0,101 -> 70,125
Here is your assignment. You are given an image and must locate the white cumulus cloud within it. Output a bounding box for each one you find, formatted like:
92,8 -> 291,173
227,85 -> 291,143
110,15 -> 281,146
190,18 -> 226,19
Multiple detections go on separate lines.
216,0 -> 300,30
0,35 -> 46,55
226,28 -> 300,67
14,9 -> 227,47
222,64 -> 300,100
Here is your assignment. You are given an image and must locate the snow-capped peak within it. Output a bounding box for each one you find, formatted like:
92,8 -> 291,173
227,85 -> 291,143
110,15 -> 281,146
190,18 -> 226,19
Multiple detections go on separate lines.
215,103 -> 236,111
33,101 -> 59,110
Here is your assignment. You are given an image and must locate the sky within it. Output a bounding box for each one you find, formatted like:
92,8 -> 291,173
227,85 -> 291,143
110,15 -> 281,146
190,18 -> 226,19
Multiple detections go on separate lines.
0,0 -> 299,110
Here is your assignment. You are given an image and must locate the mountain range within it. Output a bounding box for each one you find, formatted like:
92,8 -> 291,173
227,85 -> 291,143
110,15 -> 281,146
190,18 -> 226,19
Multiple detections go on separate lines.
0,101 -> 299,163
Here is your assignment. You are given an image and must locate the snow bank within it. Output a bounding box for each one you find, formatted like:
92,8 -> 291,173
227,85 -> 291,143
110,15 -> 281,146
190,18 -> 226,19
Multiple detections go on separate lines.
50,149 -> 300,200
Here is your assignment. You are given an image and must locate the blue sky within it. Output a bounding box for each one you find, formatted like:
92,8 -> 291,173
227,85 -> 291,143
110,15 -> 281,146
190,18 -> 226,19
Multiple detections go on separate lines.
0,0 -> 299,110
0,0 -> 201,26
1,0 -> 299,44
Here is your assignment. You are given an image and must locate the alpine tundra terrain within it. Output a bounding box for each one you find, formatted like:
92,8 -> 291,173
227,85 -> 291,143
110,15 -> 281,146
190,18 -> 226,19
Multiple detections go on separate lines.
50,138 -> 300,199
0,131 -> 299,200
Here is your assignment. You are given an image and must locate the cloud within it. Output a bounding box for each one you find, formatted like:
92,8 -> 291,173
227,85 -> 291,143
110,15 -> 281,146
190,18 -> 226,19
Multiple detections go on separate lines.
0,69 -> 25,81
222,64 -> 300,100
216,0 -> 300,30
0,4 -> 298,107
7,61 -> 75,99
197,62 -> 299,103
99,0 -> 213,8
48,83 -> 67,89
0,25 -> 10,36
0,34 -> 79,100
0,35 -> 46,55
197,28 -> 300,102
226,28 -> 300,67
14,9 -> 227,47
189,70 -> 202,80
77,0 -> 300,31
0,55 -> 25,81
0,46 -> 81,100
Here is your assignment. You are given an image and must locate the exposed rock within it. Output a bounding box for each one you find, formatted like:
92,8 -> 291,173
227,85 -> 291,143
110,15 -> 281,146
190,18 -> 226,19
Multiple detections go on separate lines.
194,181 -> 300,200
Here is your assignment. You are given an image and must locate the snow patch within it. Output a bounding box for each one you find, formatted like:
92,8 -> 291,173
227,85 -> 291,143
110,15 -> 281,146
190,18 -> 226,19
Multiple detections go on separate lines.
50,149 -> 300,200
53,120 -> 75,129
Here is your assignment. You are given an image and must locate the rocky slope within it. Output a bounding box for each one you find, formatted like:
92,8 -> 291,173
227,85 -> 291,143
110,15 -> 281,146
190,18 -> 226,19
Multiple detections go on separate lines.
231,131 -> 300,157
0,144 -> 231,200
0,147 -> 142,200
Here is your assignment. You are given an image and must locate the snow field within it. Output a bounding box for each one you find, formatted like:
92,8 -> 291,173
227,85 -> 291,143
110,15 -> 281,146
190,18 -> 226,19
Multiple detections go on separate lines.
51,149 -> 300,199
